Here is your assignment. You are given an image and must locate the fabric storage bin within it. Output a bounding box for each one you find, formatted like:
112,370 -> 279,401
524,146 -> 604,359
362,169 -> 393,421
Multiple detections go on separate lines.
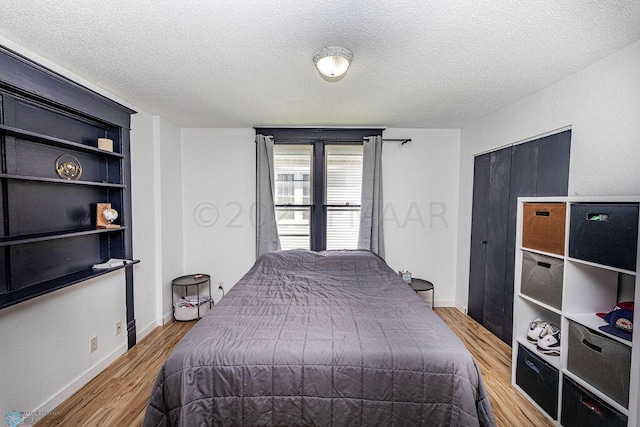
521,251 -> 563,309
174,296 -> 211,321
522,203 -> 566,255
569,203 -> 638,272
567,321 -> 631,407
561,376 -> 627,427
515,343 -> 559,419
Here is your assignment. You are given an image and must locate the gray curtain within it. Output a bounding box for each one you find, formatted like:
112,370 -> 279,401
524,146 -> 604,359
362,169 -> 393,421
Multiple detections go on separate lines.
358,135 -> 385,258
256,134 -> 281,257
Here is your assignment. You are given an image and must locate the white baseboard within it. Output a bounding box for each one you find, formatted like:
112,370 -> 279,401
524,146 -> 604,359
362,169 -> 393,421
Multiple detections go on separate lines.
162,311 -> 174,326
415,291 -> 454,308
435,300 -> 455,308
137,318 -> 163,342
455,302 -> 468,315
35,343 -> 127,415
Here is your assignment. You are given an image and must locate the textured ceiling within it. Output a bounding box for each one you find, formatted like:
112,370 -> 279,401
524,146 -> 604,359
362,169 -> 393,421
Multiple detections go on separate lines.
1,1 -> 639,128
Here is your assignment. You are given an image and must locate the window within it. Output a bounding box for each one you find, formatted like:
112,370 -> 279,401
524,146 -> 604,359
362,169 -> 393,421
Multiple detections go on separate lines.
274,145 -> 313,249
273,143 -> 363,251
325,145 -> 363,250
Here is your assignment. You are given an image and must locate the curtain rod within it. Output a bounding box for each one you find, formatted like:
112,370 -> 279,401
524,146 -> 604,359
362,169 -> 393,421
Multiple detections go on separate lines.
343,138 -> 412,145
269,137 -> 412,145
385,138 -> 412,145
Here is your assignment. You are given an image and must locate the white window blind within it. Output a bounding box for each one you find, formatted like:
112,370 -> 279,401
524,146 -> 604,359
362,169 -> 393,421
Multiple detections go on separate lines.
274,145 -> 312,250
273,143 -> 363,251
325,145 -> 363,250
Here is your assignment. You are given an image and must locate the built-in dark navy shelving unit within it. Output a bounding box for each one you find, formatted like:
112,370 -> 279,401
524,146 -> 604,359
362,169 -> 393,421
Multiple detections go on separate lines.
0,45 -> 138,348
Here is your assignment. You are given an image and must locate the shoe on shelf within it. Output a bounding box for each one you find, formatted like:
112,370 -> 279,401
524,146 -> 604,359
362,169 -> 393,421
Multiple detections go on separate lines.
527,318 -> 549,343
536,326 -> 561,356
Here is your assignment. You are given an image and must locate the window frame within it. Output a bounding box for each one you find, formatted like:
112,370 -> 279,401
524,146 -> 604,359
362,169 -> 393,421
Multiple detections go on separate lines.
257,128 -> 383,251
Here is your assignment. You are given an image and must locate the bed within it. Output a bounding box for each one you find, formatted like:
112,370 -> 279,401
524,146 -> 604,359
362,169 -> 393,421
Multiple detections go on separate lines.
143,250 -> 495,426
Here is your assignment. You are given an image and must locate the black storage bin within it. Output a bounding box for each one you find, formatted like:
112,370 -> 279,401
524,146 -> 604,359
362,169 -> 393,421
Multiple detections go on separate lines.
569,203 -> 639,271
561,376 -> 627,427
521,251 -> 564,309
516,344 -> 558,419
567,321 -> 631,407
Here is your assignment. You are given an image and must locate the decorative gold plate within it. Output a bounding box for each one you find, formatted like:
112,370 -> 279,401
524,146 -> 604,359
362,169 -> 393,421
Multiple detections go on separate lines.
55,154 -> 82,180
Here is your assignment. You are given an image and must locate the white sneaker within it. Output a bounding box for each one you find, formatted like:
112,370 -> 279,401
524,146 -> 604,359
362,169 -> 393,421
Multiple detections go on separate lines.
536,326 -> 561,356
527,318 -> 549,343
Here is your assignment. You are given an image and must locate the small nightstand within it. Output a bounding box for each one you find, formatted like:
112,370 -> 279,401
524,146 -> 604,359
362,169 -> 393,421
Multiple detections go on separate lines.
172,274 -> 212,320
409,278 -> 434,308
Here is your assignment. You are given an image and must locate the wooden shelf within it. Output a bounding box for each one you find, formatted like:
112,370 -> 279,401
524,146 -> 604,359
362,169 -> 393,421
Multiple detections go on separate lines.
0,227 -> 127,247
0,173 -> 125,188
0,124 -> 124,158
0,260 -> 140,310
0,45 -> 137,346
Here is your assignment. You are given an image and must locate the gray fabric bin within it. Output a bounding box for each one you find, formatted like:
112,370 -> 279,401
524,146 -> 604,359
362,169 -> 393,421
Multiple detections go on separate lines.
567,321 -> 631,407
521,251 -> 563,309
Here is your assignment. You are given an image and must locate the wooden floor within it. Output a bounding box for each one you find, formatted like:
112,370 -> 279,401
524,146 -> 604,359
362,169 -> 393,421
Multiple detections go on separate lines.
37,320 -> 195,426
434,308 -> 553,427
39,308 -> 552,426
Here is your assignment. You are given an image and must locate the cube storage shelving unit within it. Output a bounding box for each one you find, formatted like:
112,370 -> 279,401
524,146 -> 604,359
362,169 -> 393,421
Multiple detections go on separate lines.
512,196 -> 640,427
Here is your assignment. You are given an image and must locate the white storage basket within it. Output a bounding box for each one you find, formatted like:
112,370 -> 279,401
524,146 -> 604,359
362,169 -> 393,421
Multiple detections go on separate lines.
174,296 -> 211,321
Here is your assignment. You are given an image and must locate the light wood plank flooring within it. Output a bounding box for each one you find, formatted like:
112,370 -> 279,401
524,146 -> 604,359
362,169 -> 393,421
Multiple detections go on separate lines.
435,308 -> 553,427
38,308 -> 552,426
37,320 -> 195,426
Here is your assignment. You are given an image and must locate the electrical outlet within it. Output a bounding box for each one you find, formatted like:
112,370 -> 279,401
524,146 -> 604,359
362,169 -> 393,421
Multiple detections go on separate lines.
115,320 -> 122,335
90,336 -> 98,353
218,281 -> 224,291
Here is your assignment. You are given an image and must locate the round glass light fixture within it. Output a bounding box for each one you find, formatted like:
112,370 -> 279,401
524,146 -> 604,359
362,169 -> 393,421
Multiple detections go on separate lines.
313,47 -> 353,78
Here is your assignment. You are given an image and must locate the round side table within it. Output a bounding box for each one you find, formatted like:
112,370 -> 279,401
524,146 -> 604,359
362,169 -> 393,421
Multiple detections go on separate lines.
172,274 -> 212,320
409,278 -> 435,308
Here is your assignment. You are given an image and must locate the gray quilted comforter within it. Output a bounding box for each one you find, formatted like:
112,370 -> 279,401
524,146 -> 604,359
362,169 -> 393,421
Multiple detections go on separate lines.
143,250 -> 495,426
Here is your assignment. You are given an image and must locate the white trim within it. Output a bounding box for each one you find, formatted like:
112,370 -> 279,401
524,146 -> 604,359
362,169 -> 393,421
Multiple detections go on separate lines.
162,311 -> 174,326
434,300 -> 456,308
151,116 -> 166,322
518,195 -> 640,203
137,318 -> 163,342
455,302 -> 468,315
34,343 -> 127,414
472,125 -> 573,158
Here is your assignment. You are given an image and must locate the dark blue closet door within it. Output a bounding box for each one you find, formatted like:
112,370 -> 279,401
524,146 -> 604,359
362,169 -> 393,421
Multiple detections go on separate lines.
476,147 -> 512,339
503,132 -> 571,342
469,130 -> 571,344
468,153 -> 491,324
469,146 -> 511,332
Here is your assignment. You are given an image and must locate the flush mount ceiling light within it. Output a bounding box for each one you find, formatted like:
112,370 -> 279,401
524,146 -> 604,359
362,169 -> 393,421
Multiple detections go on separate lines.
313,47 -> 353,79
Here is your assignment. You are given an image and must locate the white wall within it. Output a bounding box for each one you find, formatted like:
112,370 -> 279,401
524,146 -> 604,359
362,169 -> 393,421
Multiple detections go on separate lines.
181,128 -> 257,299
159,117 -> 184,322
383,129 -> 460,306
131,110 -> 162,337
131,113 -> 183,329
455,39 -> 640,310
0,274 -> 127,414
179,128 -> 461,306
